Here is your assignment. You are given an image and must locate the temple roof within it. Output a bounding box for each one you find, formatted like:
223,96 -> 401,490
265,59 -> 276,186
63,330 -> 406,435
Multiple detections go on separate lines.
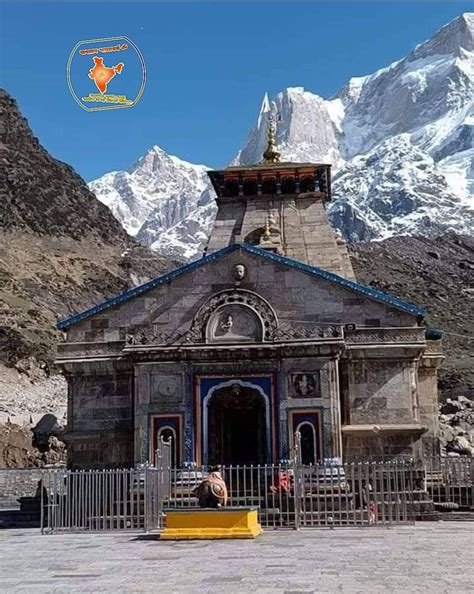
57,244 -> 425,330
207,162 -> 332,200
208,116 -> 332,200
222,162 -> 327,171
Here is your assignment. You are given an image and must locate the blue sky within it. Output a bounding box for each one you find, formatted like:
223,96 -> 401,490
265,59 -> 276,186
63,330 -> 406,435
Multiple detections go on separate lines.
0,2 -> 471,181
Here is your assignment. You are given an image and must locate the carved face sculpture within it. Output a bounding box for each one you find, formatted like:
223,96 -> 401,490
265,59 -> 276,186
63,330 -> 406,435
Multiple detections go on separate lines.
233,263 -> 246,281
294,374 -> 315,397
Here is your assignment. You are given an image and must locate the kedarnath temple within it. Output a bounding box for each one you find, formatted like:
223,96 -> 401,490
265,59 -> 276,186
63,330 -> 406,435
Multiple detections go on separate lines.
57,120 -> 443,469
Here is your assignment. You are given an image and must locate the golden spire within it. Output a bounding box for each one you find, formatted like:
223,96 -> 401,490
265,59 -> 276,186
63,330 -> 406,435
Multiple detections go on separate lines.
263,216 -> 272,240
261,114 -> 281,164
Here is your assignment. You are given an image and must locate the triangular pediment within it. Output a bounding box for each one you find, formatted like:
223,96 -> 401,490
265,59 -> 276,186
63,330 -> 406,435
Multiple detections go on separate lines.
58,244 -> 424,332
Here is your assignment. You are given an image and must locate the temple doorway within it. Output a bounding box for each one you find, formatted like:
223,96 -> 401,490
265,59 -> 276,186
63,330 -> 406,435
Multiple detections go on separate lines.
207,384 -> 268,466
298,422 -> 317,465
157,426 -> 177,467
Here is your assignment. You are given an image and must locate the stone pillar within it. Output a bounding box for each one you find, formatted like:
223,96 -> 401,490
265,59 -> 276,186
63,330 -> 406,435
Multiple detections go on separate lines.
327,357 -> 343,459
134,365 -> 151,465
417,340 -> 444,457
183,365 -> 195,464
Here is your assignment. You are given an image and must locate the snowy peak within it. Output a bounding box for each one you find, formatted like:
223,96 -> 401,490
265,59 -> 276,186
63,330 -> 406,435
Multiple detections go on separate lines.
329,133 -> 473,242
128,144 -> 208,182
410,13 -> 474,60
338,38 -> 473,158
90,13 -> 474,260
236,87 -> 343,166
88,145 -> 214,252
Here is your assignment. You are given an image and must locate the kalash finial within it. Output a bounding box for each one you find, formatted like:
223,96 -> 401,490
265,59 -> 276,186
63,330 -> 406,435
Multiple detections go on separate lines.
263,215 -> 272,240
261,114 -> 281,164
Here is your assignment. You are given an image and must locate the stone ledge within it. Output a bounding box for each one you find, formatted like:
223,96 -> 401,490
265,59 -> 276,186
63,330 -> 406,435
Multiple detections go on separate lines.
342,424 -> 427,436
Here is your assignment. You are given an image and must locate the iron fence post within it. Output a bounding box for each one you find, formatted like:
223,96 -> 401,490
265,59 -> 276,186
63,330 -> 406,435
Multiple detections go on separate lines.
293,431 -> 302,530
40,477 -> 44,535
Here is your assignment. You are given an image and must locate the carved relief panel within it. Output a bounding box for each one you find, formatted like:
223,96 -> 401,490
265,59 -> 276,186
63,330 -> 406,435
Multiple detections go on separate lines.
150,374 -> 183,405
207,305 -> 263,343
193,288 -> 278,343
289,372 -> 321,398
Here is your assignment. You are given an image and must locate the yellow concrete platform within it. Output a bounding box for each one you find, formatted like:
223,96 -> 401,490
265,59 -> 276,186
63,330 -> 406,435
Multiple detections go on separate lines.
160,506 -> 263,540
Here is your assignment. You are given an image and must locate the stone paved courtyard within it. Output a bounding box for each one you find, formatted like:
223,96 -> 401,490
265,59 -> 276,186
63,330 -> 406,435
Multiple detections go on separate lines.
0,523 -> 473,593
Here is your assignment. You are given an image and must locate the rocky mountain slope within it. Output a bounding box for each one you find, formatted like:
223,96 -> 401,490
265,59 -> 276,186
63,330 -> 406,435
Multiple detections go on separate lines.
0,89 -> 173,428
350,234 -> 474,400
90,13 -> 473,259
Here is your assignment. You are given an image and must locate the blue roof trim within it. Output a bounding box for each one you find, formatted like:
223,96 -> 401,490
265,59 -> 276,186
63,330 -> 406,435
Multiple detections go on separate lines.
57,243 -> 425,330
425,326 -> 443,340
57,244 -> 238,329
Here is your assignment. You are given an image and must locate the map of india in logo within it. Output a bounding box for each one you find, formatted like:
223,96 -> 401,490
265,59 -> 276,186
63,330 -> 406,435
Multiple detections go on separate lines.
67,36 -> 146,111
89,57 -> 124,93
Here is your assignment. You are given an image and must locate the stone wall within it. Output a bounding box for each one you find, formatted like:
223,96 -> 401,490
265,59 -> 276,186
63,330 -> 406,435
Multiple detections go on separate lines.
69,371 -> 133,434
63,249 -> 417,351
0,468 -> 51,508
342,433 -> 417,461
134,362 -> 189,465
205,192 -> 356,279
279,357 -> 340,460
206,200 -> 244,252
346,359 -> 416,425
64,361 -> 134,469
66,432 -> 133,469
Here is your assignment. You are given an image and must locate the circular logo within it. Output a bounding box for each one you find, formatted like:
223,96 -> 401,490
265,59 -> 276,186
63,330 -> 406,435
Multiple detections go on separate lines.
67,36 -> 146,111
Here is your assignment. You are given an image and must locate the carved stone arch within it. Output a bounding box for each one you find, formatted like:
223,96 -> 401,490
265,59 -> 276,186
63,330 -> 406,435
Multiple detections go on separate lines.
191,289 -> 278,343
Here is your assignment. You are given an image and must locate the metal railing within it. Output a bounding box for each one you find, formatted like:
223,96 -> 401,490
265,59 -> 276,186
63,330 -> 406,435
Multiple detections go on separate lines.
425,456 -> 474,511
165,463 -> 299,528
164,460 -> 416,528
42,467 -> 148,533
38,449 -> 473,534
144,438 -> 172,531
40,461 -> 416,533
42,438 -> 172,534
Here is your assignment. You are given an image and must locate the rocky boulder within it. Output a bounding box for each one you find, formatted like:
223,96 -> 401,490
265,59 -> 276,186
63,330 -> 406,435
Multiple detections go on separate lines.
0,412 -> 67,469
439,396 -> 474,456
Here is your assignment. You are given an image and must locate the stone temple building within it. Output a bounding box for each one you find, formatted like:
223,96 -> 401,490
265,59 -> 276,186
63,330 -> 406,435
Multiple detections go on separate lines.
57,122 -> 443,469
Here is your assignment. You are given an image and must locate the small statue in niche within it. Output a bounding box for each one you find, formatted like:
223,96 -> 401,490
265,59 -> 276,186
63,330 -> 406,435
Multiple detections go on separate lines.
211,307 -> 261,342
220,314 -> 233,334
192,468 -> 228,508
232,263 -> 246,282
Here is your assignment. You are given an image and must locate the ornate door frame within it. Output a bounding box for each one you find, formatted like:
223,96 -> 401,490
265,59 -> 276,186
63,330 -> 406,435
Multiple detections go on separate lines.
194,374 -> 277,466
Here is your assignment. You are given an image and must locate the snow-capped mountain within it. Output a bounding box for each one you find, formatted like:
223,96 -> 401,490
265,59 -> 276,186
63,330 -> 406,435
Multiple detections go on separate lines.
90,13 -> 474,258
89,146 -> 213,258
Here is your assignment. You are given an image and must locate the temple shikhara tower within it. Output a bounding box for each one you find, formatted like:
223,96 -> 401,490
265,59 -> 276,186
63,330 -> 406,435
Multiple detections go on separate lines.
57,119 -> 443,469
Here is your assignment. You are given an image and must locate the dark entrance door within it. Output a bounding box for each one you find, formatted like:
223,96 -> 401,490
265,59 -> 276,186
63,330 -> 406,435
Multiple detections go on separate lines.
299,423 -> 316,464
207,385 -> 267,466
